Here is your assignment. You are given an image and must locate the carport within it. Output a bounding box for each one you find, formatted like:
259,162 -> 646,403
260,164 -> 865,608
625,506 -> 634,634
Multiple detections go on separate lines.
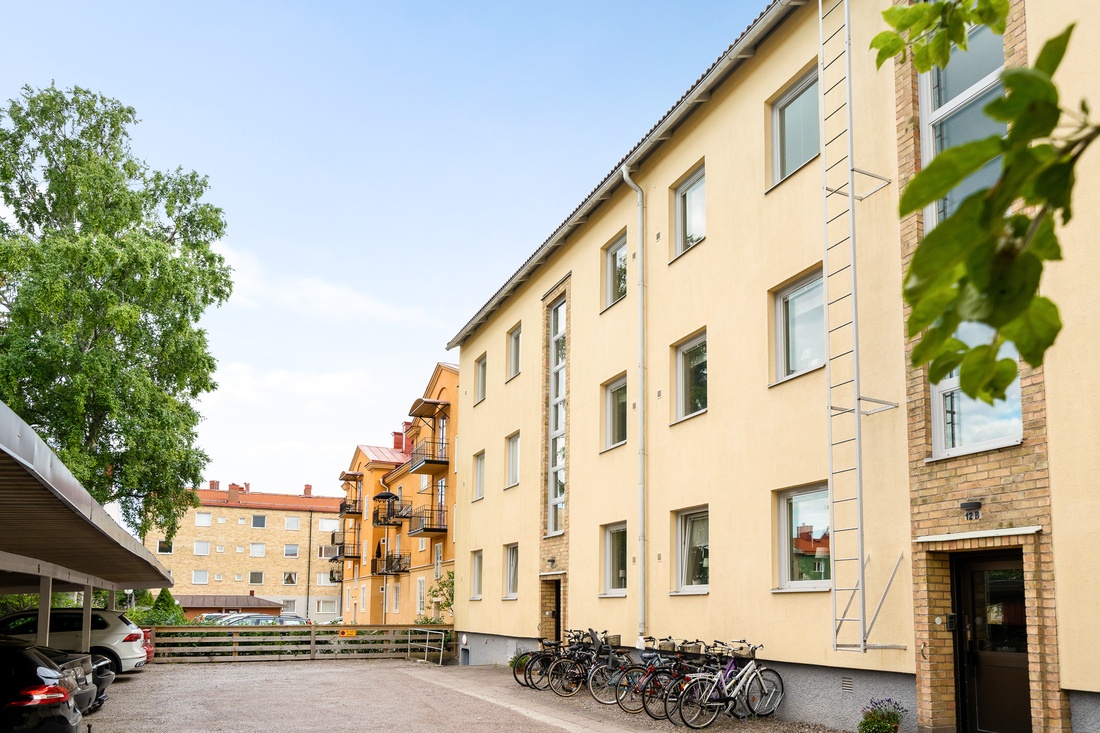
0,398 -> 172,651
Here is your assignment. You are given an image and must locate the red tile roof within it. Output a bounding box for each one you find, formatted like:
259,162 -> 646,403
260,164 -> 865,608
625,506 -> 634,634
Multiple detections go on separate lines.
196,489 -> 340,513
358,445 -> 408,465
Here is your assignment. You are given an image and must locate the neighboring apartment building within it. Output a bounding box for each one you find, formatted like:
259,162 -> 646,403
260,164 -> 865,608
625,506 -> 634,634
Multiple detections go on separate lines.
143,482 -> 343,622
334,363 -> 457,625
446,2 -> 1098,732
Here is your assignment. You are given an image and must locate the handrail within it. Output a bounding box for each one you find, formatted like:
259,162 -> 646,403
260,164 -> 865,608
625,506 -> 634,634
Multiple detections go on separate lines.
407,627 -> 447,666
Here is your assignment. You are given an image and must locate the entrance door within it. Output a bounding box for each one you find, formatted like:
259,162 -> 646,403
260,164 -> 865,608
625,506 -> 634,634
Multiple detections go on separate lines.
954,553 -> 1030,733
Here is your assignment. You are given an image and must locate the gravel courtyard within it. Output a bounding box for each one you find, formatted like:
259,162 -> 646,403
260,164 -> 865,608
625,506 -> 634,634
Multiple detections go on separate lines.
91,660 -> 849,733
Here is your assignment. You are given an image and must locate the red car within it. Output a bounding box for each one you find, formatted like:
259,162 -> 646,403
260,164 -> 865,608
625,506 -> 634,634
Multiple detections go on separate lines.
141,629 -> 153,663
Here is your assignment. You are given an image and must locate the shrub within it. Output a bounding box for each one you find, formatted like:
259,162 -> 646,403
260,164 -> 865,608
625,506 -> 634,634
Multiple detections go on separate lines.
858,698 -> 908,733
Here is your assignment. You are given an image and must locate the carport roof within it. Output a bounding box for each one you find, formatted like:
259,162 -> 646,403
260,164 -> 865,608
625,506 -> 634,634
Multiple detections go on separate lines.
0,399 -> 172,593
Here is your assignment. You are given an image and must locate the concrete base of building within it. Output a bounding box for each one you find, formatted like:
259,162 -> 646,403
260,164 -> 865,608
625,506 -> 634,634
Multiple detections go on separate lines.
457,630 -> 542,666
1070,690 -> 1100,732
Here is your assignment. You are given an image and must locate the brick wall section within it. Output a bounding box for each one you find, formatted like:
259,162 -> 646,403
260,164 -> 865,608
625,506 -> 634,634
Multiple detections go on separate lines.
895,1 -> 1070,730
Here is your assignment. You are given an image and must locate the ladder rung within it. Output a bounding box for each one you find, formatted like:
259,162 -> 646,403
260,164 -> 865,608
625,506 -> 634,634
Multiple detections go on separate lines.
835,617 -> 861,622
827,238 -> 851,252
831,437 -> 854,446
822,49 -> 846,73
831,467 -> 856,475
827,210 -> 850,226
832,496 -> 858,503
829,322 -> 852,335
824,102 -> 847,122
826,155 -> 849,173
822,0 -> 844,21
829,264 -> 851,278
827,292 -> 851,306
824,76 -> 846,98
822,24 -> 846,48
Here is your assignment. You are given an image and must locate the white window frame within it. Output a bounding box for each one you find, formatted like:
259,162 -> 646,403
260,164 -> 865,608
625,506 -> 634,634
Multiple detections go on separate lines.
547,296 -> 566,534
156,540 -> 173,554
417,577 -> 426,614
282,600 -> 296,612
418,537 -> 427,552
214,574 -> 223,581
193,541 -> 210,556
249,571 -> 264,585
250,543 -> 265,558
283,572 -> 298,586
234,574 -> 243,582
504,544 -> 519,599
674,166 -> 706,255
317,572 -> 334,586
676,332 -> 708,420
605,235 -> 628,307
393,580 -> 400,614
772,69 -> 819,183
192,570 -> 209,585
195,512 -> 211,527
505,433 -> 520,488
775,272 -> 825,380
216,545 -> 224,553
252,515 -> 267,529
604,523 -> 628,596
318,545 -> 337,559
471,550 -> 483,600
434,542 -> 443,580
473,451 -> 485,500
778,485 -> 831,591
677,509 -> 709,593
318,518 -> 339,532
507,324 -> 522,379
285,516 -> 300,531
284,544 -> 299,559
605,376 -> 627,449
317,599 -> 337,614
474,354 -> 487,404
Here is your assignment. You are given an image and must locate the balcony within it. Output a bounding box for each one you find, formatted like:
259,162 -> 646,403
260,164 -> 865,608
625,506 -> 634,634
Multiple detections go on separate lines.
409,439 -> 449,475
372,500 -> 412,527
331,530 -> 361,559
408,506 -> 448,535
329,567 -> 343,583
339,498 -> 362,517
371,552 -> 411,575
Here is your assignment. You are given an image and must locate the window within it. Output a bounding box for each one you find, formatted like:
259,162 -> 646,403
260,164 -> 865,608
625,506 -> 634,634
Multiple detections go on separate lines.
393,580 -> 400,613
774,69 -> 819,181
216,545 -> 224,553
930,322 -> 1021,458
924,25 -> 1005,221
779,486 -> 830,589
420,474 -> 429,492
471,550 -> 483,599
234,574 -> 243,582
547,296 -> 566,533
317,599 -> 337,614
776,273 -> 824,379
214,574 -> 223,581
604,524 -> 627,595
236,546 -> 244,553
504,544 -> 519,599
317,572 -> 334,586
252,515 -> 267,528
318,518 -> 339,532
434,542 -> 443,580
193,570 -> 209,584
417,578 -> 426,614
250,543 -> 265,557
675,167 -> 705,254
678,510 -> 709,591
419,537 -> 427,552
605,235 -> 627,307
605,377 -> 627,448
238,517 -> 246,524
470,450 -> 485,500
156,540 -> 173,554
195,512 -> 211,527
283,572 -> 298,586
284,544 -> 299,558
282,600 -> 296,612
249,571 -> 264,585
676,333 -> 707,419
475,354 -> 487,403
506,433 -> 520,488
194,541 -> 210,556
508,325 -> 522,379
217,516 -> 226,523
285,516 -> 300,531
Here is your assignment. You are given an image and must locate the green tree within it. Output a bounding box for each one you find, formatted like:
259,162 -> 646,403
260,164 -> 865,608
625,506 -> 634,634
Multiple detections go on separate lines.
429,570 -> 455,618
0,85 -> 232,538
129,587 -> 186,625
871,2 -> 1096,402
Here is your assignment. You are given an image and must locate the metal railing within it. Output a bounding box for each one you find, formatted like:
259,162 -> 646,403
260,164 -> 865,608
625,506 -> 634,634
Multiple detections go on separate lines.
407,627 -> 449,666
329,568 -> 343,583
331,530 -> 361,559
372,500 -> 412,526
339,499 -> 362,516
410,440 -> 449,470
408,506 -> 447,534
371,552 -> 411,575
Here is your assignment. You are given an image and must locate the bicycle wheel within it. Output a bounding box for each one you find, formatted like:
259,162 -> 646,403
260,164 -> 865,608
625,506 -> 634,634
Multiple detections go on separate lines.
525,653 -> 553,690
679,677 -> 723,729
548,658 -> 584,697
745,667 -> 784,716
614,665 -> 648,714
641,670 -> 675,720
512,650 -> 535,687
663,676 -> 688,726
587,663 -> 619,704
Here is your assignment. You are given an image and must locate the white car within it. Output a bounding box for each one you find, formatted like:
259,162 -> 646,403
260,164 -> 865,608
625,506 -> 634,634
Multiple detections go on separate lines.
0,609 -> 147,673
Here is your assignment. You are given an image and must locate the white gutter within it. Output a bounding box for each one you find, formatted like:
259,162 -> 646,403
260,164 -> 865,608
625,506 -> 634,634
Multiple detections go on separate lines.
621,165 -> 647,649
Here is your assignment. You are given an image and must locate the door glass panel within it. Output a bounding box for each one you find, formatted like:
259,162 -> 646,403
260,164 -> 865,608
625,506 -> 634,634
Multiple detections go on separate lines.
972,568 -> 1027,654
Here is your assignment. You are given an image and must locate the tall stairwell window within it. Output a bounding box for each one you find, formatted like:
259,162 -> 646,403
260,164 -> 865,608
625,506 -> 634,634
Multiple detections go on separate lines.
547,297 -> 567,534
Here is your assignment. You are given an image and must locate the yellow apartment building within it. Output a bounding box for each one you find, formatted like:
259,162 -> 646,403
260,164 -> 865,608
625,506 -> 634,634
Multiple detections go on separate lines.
446,2 -> 1099,732
142,482 -> 343,621
334,363 -> 457,624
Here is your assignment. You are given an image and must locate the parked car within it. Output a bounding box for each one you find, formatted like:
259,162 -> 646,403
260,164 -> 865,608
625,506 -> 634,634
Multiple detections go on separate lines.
0,636 -> 82,732
141,628 -> 154,663
32,646 -> 98,715
193,612 -> 234,623
220,613 -> 311,626
0,609 -> 147,673
89,655 -> 115,710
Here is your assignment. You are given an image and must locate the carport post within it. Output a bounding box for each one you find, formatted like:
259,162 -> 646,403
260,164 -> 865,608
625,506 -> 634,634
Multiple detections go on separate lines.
36,576 -> 51,646
81,585 -> 94,652
108,589 -> 116,611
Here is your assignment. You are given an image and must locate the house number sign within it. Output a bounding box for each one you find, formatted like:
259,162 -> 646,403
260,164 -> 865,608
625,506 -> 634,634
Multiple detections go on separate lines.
964,509 -> 982,521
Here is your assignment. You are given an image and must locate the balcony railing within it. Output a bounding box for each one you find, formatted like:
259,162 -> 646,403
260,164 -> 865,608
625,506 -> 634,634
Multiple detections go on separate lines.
339,498 -> 362,517
329,568 -> 343,583
331,530 -> 361,559
372,500 -> 412,526
408,506 -> 448,535
409,439 -> 449,475
371,552 -> 411,575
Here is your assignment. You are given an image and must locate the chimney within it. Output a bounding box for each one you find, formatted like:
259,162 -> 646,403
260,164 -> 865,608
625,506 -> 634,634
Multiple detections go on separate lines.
209,480 -> 220,491
303,484 -> 312,497
243,482 -> 250,493
249,590 -> 255,597
393,431 -> 403,451
228,483 -> 240,503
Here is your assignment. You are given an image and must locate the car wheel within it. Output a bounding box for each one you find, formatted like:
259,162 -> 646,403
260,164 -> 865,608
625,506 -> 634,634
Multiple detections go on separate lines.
93,647 -> 121,674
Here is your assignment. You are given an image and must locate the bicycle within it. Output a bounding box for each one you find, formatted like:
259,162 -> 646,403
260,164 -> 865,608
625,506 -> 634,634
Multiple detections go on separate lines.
678,643 -> 783,728
585,629 -> 634,704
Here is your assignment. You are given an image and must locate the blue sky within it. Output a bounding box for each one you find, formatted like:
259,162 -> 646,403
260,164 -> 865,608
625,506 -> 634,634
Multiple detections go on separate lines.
4,1 -> 766,497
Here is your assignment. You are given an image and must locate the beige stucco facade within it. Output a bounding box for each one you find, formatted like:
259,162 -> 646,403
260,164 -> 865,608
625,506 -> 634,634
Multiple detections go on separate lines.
448,1 -> 1100,731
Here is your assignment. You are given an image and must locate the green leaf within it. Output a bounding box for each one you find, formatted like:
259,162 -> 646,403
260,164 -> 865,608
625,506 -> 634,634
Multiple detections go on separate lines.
908,282 -> 959,335
958,344 -> 999,402
928,337 -> 968,383
871,31 -> 906,69
976,0 -> 1010,34
1033,162 -> 1075,223
1026,213 -> 1062,261
986,68 -> 1057,121
911,313 -> 961,367
929,28 -> 952,68
980,148 -> 1041,230
1001,296 -> 1062,366
979,251 -> 1043,327
899,136 -> 1003,215
904,194 -> 990,302
1034,24 -> 1075,77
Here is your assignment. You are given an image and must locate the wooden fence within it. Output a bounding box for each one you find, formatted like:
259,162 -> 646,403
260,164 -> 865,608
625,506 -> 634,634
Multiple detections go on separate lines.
148,624 -> 453,664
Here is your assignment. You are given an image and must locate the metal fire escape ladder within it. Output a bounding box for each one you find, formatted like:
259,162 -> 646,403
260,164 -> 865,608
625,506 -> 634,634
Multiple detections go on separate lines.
818,0 -> 903,653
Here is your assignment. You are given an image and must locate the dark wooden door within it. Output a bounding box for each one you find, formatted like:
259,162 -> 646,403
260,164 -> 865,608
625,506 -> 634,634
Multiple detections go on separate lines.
954,553 -> 1031,733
